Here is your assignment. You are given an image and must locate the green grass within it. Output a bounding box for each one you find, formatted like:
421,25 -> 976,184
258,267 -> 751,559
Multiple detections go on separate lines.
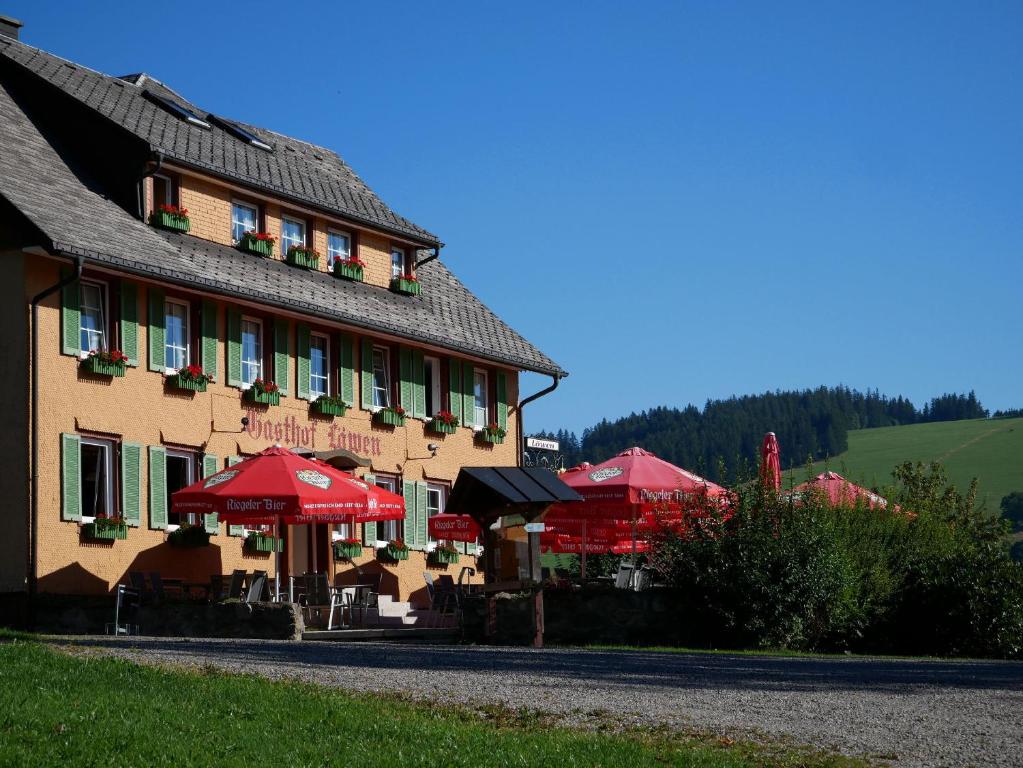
782,417 -> 1023,510
0,640 -> 866,768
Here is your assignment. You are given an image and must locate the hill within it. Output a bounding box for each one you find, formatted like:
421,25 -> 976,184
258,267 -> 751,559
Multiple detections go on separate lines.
782,417 -> 1023,510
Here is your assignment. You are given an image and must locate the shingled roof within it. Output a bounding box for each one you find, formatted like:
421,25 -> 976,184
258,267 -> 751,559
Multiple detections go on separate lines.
0,35 -> 438,245
0,73 -> 565,377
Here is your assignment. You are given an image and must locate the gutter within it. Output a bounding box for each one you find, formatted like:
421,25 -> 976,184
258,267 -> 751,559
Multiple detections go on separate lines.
515,374 -> 561,468
27,251 -> 83,625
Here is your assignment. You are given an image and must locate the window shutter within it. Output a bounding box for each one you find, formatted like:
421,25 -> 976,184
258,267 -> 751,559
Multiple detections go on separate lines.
147,287 -> 165,372
226,456 -> 245,536
399,348 -> 413,413
360,339 -> 374,410
463,362 -> 476,426
296,323 -> 311,401
226,308 -> 242,387
60,273 -> 80,356
412,351 -> 426,419
339,334 -> 355,406
448,359 -> 462,425
402,480 -> 417,548
496,372 -> 509,431
60,433 -> 81,521
202,454 -> 219,534
362,474 -> 376,544
120,282 -> 138,366
148,446 -> 167,530
120,442 -> 142,527
415,481 -> 428,549
274,319 -> 290,397
201,301 -> 218,378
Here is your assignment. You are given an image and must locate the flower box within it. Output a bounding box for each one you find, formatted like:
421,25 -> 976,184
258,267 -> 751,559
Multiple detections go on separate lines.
333,540 -> 363,560
167,373 -> 207,393
332,260 -> 364,282
379,543 -> 410,561
244,533 -> 282,554
82,519 -> 128,541
476,429 -> 505,445
168,525 -> 210,548
373,408 -> 406,427
149,206 -> 190,233
244,380 -> 280,406
312,397 -> 347,417
239,232 -> 275,257
429,548 -> 460,566
390,276 -> 421,296
427,414 -> 458,435
81,352 -> 127,378
285,246 -> 319,270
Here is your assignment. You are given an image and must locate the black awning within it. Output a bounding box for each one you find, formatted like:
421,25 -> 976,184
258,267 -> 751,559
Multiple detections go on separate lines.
446,466 -> 581,522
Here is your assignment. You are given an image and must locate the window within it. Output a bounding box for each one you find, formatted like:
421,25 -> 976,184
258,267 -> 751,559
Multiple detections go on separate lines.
371,346 -> 390,408
391,248 -> 406,278
80,438 -> 114,519
424,356 -> 441,416
309,332 -> 329,399
473,368 -> 489,427
281,216 -> 306,256
426,483 -> 446,542
164,299 -> 190,372
165,450 -> 196,527
327,230 -> 351,266
373,475 -> 401,541
232,201 -> 258,243
241,317 -> 263,385
79,281 -> 107,353
152,174 -> 174,208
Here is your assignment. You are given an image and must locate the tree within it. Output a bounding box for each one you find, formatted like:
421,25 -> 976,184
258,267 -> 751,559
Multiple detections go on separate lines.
1001,492 -> 1023,533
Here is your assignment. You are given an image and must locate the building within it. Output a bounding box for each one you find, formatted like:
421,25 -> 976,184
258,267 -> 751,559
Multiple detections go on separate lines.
0,16 -> 564,610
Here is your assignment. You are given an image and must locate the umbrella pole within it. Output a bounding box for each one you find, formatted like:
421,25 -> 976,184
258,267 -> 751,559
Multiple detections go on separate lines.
629,508 -> 637,588
580,520 -> 587,581
275,515 -> 281,601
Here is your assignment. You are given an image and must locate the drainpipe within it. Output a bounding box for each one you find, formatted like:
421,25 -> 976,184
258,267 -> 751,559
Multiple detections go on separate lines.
28,253 -> 84,625
136,150 -> 164,220
515,373 -> 561,469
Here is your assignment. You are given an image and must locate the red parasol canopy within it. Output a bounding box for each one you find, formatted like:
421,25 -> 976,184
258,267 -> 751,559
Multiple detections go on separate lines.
789,471 -> 891,510
427,513 -> 482,543
760,432 -> 782,491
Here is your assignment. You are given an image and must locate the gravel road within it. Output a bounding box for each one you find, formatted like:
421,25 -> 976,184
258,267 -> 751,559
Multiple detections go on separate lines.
53,637 -> 1022,767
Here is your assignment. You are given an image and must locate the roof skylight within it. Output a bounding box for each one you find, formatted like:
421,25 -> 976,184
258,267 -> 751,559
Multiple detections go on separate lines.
143,91 -> 210,129
207,114 -> 273,151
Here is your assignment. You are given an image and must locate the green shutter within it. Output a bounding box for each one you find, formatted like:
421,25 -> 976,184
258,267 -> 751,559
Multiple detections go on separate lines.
340,334 -> 355,406
202,454 -> 219,534
226,308 -> 241,387
120,442 -> 142,527
296,323 -> 311,401
448,359 -> 462,425
402,480 -> 417,548
399,348 -> 413,413
60,275 -> 80,356
412,351 -> 426,419
61,433 -> 81,521
274,319 -> 290,397
201,301 -> 218,378
360,339 -> 374,410
120,282 -> 138,366
463,362 -> 476,426
415,481 -> 428,549
496,372 -> 508,431
226,456 -> 245,536
362,474 -> 376,544
148,446 -> 167,530
147,287 -> 165,372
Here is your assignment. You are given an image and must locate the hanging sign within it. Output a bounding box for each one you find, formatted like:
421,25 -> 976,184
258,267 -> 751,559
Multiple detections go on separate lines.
526,437 -> 559,451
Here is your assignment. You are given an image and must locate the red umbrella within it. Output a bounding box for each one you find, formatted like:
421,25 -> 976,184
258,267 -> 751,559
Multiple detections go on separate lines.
427,513 -> 482,543
789,471 -> 891,510
760,432 -> 782,492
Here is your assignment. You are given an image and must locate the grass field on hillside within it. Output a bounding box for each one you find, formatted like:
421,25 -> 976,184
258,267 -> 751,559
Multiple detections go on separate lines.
782,417 -> 1023,510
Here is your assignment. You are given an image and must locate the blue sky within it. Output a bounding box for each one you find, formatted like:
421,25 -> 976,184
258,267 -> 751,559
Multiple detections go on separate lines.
9,1 -> 1021,436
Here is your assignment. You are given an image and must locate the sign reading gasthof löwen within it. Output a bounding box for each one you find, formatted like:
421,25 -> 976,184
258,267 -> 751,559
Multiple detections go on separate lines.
245,409 -> 383,456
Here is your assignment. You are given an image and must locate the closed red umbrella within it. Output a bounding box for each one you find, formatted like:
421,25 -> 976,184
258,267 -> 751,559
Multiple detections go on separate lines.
760,432 -> 782,492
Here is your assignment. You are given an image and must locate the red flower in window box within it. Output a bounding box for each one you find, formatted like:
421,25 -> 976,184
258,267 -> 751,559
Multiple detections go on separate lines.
344,256 -> 367,268
434,410 -> 458,426
245,231 -> 277,243
179,364 -> 214,384
157,203 -> 189,218
149,204 -> 191,232
401,274 -> 418,283
88,349 -> 128,364
286,244 -> 320,259
252,378 -> 280,394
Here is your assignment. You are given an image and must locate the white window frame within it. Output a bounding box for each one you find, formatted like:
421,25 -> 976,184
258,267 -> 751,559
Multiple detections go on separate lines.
326,228 -> 352,266
164,297 -> 191,374
371,345 -> 391,410
309,331 -> 330,399
373,475 -> 401,543
79,437 -> 114,522
426,482 -> 446,545
164,449 -> 196,530
240,315 -> 263,387
390,247 -> 406,278
231,200 -> 259,244
79,279 -> 108,356
472,367 -> 489,429
281,215 -> 306,257
424,355 -> 442,417
152,173 -> 174,208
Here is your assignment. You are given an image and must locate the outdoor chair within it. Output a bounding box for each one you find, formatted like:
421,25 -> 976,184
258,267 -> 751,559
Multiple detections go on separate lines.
128,571 -> 148,603
149,571 -> 182,603
245,575 -> 266,604
614,562 -> 634,589
423,572 -> 456,628
632,566 -> 652,592
350,573 -> 381,627
208,574 -> 225,602
301,573 -> 336,627
226,569 -> 246,600
245,570 -> 271,601
106,584 -> 141,636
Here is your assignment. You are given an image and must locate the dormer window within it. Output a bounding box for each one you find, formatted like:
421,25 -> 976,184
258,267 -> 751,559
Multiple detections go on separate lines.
327,230 -> 351,266
232,201 -> 258,244
79,281 -> 107,353
281,216 -> 306,257
152,173 -> 176,208
391,248 -> 406,278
